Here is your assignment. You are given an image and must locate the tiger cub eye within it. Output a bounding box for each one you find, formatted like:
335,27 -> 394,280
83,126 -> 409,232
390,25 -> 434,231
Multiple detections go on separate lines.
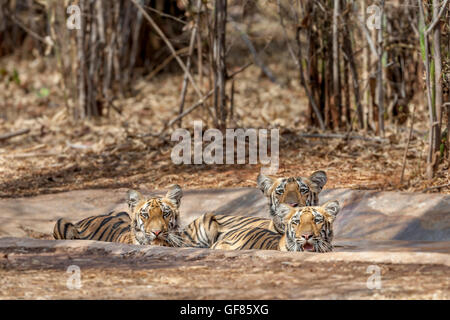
314,216 -> 323,224
140,211 -> 148,219
300,186 -> 310,194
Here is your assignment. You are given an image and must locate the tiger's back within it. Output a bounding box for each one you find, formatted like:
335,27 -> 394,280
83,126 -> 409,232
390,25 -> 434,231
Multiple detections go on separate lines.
214,214 -> 272,239
211,227 -> 281,251
53,211 -> 133,243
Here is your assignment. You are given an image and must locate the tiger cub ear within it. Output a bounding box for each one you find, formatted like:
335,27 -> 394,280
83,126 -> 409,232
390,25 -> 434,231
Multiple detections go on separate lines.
165,184 -> 183,208
309,170 -> 327,192
127,190 -> 143,212
257,173 -> 275,196
322,200 -> 340,223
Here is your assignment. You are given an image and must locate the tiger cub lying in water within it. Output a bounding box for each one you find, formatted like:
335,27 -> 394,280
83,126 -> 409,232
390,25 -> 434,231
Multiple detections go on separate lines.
53,185 -> 185,246
53,185 -> 219,248
211,200 -> 340,252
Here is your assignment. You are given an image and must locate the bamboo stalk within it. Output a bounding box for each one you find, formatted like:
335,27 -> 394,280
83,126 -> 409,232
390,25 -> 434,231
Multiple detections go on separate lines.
418,0 -> 440,179
432,0 -> 444,131
76,0 -> 86,120
332,0 -> 341,130
376,0 -> 385,137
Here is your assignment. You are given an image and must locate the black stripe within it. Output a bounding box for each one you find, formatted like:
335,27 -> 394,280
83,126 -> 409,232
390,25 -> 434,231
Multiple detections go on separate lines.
77,215 -> 104,234
107,227 -> 121,242
182,229 -> 195,244
231,218 -> 267,230
55,219 -> 63,238
105,221 -> 126,242
62,222 -> 69,239
260,233 -> 279,250
87,216 -> 116,240
115,226 -> 130,242
248,230 -> 272,249
96,220 -> 120,241
115,212 -> 130,219
239,228 -> 264,248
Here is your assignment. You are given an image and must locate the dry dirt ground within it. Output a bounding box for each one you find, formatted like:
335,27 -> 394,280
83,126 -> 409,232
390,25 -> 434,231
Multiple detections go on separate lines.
0,238 -> 448,300
0,187 -> 448,300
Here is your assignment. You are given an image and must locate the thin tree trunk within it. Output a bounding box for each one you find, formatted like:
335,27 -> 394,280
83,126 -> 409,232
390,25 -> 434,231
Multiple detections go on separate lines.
362,0 -> 370,131
433,0 -> 443,133
343,21 -> 364,129
296,27 -> 326,131
332,0 -> 341,130
213,0 -> 228,129
376,0 -> 385,137
87,1 -> 99,118
418,0 -> 439,179
76,0 -> 86,120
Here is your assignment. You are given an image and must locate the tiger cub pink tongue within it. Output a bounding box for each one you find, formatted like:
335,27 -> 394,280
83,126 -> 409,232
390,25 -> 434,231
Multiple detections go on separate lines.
303,243 -> 314,251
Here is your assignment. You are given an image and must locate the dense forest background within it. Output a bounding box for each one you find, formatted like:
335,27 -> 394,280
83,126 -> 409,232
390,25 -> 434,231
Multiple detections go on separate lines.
0,0 -> 448,196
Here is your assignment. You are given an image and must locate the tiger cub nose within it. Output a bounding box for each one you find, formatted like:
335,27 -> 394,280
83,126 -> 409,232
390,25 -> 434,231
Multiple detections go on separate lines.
302,233 -> 312,240
152,230 -> 161,236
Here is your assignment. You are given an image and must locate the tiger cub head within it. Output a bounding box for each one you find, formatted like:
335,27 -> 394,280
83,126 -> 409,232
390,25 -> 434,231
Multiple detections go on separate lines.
257,170 -> 327,232
277,200 -> 340,252
126,184 -> 183,246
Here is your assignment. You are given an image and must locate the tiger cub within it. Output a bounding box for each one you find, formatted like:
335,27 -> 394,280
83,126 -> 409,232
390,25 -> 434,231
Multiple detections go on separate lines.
181,170 -> 328,247
53,185 -> 184,246
211,200 -> 340,252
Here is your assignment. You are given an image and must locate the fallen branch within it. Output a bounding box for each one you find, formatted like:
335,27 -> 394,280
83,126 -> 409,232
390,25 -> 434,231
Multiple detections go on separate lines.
66,142 -> 93,150
2,152 -> 61,159
0,129 -> 30,142
299,133 -> 388,143
423,183 -> 450,192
